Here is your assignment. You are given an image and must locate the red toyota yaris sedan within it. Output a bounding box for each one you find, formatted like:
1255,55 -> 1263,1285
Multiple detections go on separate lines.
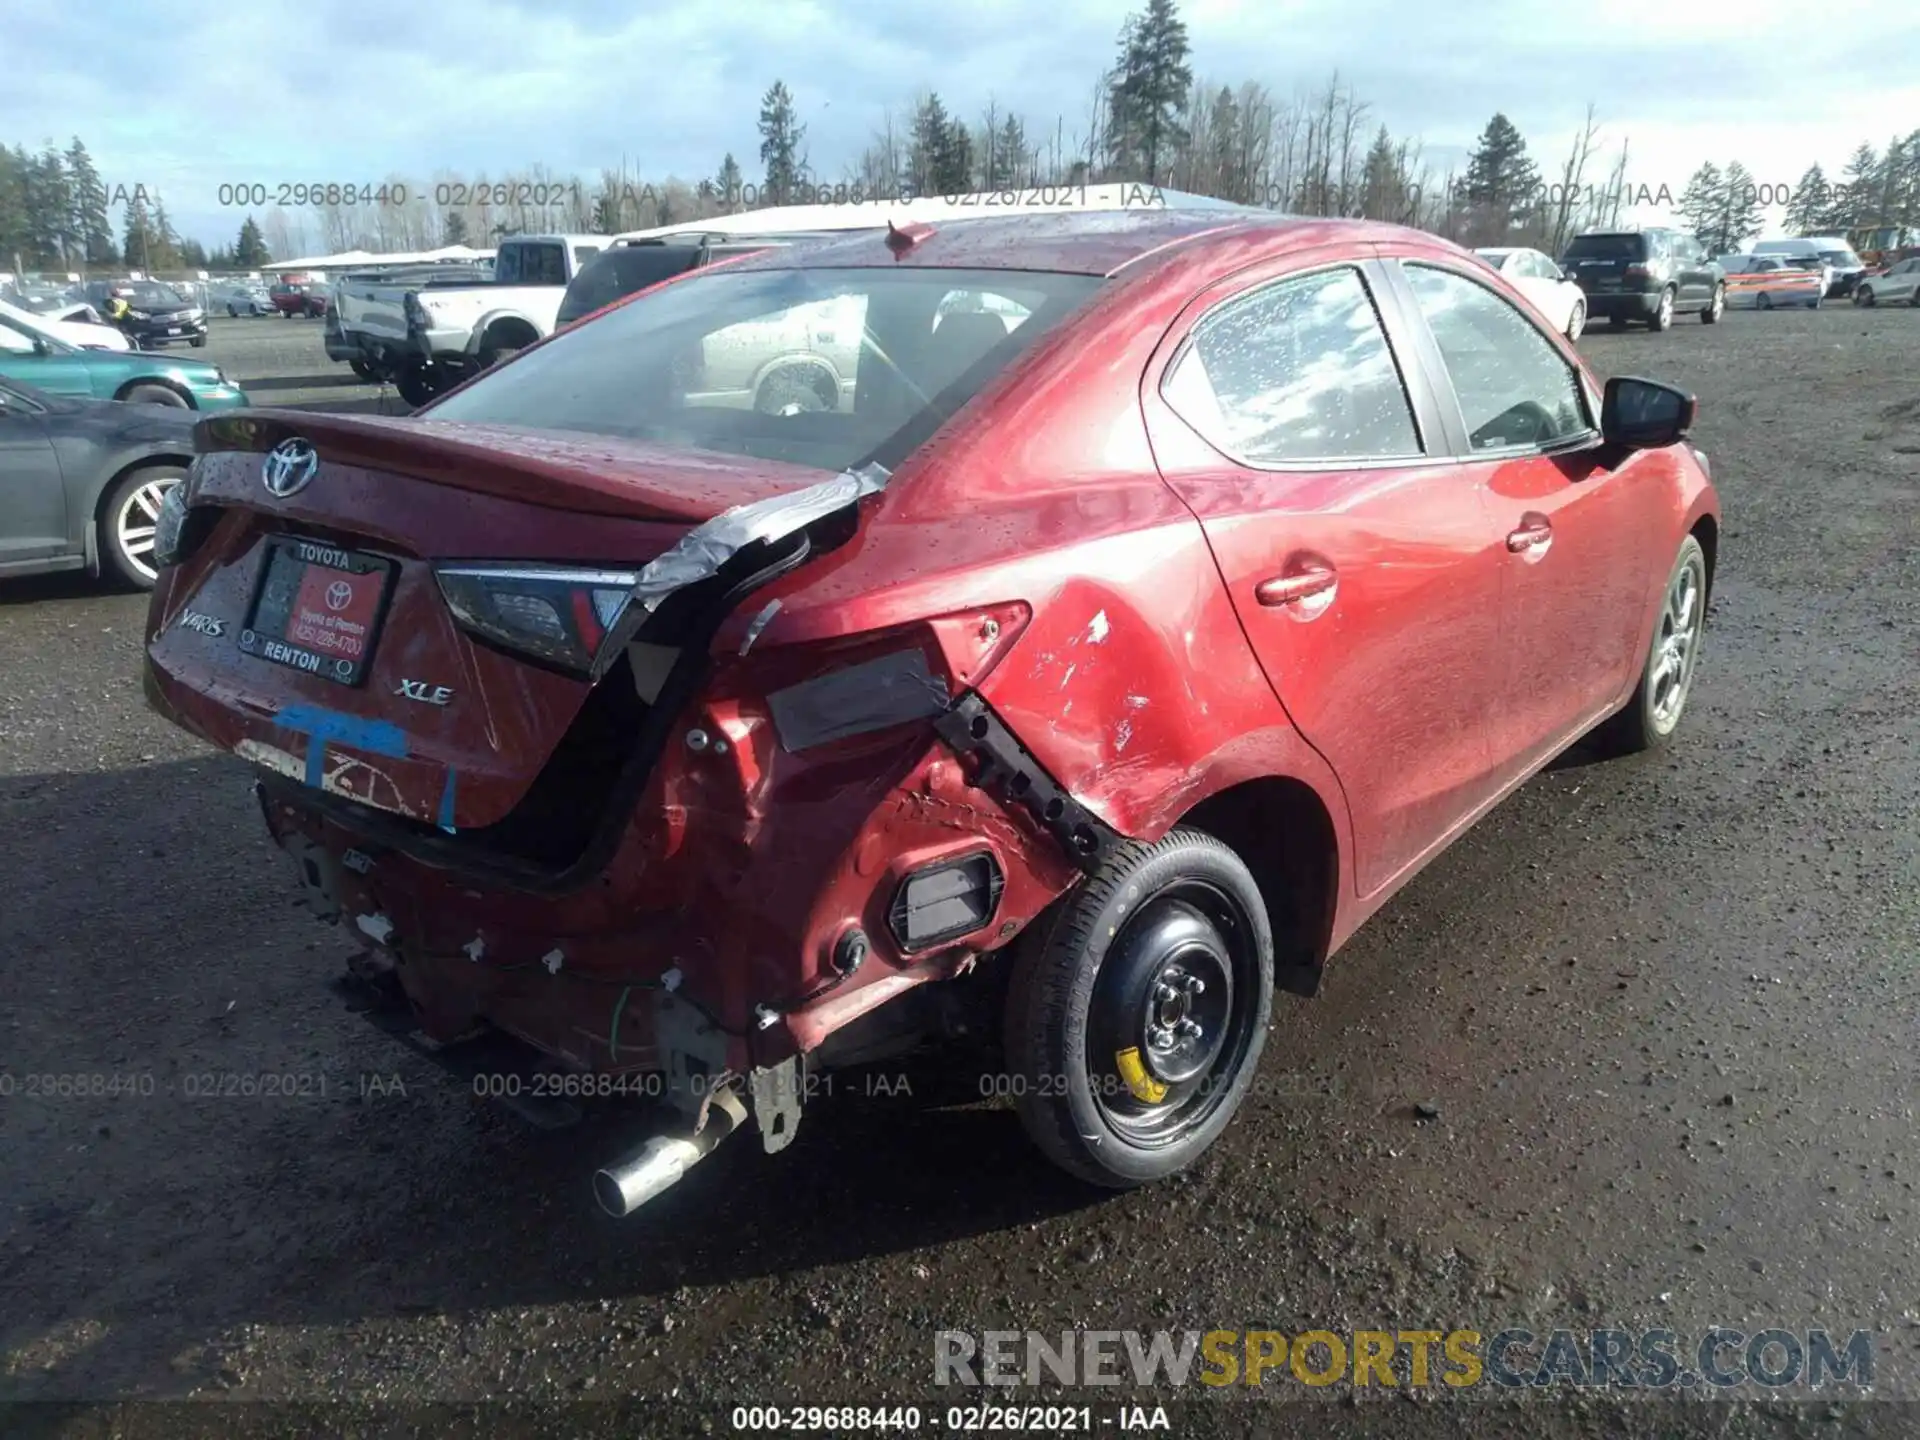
143,210 -> 1719,1214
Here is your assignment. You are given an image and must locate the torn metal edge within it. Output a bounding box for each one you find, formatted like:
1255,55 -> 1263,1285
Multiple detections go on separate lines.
934,691 -> 1120,874
588,462 -> 891,679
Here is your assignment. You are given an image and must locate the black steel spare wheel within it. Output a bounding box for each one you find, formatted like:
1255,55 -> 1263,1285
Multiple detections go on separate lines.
1005,829 -> 1273,1187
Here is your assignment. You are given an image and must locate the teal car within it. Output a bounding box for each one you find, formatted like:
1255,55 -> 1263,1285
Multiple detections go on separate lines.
0,305 -> 249,411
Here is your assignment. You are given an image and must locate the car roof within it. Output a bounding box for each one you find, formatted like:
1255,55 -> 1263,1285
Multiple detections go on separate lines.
715,208 -> 1431,278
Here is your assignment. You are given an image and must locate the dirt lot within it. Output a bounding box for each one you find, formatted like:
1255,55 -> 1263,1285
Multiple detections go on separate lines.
2,307 -> 1918,1438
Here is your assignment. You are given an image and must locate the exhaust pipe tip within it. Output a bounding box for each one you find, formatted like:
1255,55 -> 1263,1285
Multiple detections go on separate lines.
593,1088 -> 747,1218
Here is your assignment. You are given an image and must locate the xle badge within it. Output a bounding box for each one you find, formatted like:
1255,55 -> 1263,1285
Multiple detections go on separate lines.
396,679 -> 454,706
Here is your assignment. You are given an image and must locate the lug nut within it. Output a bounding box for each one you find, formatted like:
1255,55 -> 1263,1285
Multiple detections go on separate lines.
686,728 -> 711,752
1184,975 -> 1206,995
1176,1018 -> 1202,1038
1154,982 -> 1178,1003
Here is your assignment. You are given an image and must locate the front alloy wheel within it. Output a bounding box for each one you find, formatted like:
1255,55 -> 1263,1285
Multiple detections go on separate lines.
101,467 -> 185,589
1593,534 -> 1708,755
1566,299 -> 1586,341
1701,285 -> 1724,323
1004,829 -> 1274,1187
1648,288 -> 1675,331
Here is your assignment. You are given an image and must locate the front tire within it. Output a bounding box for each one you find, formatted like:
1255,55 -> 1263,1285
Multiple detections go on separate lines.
1003,829 -> 1274,1188
1701,285 -> 1724,323
120,383 -> 190,408
100,466 -> 186,590
395,364 -> 439,409
1647,288 -> 1675,331
1854,287 -> 1875,307
1592,534 -> 1708,756
1566,299 -> 1586,341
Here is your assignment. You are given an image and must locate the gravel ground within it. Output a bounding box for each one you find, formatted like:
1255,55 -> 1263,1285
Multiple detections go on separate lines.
2,307 -> 1917,1438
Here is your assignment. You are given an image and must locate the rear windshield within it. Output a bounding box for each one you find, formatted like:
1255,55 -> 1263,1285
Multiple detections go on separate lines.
556,246 -> 704,326
1564,234 -> 1647,260
428,265 -> 1103,477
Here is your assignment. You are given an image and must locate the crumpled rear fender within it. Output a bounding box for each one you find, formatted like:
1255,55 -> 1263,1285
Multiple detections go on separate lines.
973,523 -> 1352,856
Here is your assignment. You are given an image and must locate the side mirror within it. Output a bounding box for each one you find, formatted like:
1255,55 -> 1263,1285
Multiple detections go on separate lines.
1602,376 -> 1695,448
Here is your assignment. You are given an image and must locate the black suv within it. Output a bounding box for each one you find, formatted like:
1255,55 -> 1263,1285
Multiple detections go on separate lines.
1559,228 -> 1726,331
554,230 -> 854,329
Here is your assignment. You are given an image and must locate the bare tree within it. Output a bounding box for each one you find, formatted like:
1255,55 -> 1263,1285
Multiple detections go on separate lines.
1543,103 -> 1602,254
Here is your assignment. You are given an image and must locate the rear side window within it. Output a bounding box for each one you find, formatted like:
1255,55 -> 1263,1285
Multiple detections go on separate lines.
1403,264 -> 1591,452
556,246 -> 702,325
496,242 -> 568,285
1161,266 -> 1421,465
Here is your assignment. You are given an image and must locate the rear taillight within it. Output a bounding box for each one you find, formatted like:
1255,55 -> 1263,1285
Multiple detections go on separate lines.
1624,263 -> 1650,279
435,564 -> 639,672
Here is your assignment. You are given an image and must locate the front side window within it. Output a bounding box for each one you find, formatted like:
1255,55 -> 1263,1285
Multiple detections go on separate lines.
1403,263 -> 1592,452
427,265 -> 1102,478
1161,266 -> 1421,465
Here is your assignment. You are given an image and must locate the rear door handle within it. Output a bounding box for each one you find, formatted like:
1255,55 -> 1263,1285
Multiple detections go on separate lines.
1507,519 -> 1553,551
1255,567 -> 1337,606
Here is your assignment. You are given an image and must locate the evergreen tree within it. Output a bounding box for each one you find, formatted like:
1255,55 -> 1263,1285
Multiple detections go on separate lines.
148,196 -> 181,270
1718,163 -> 1762,252
234,216 -> 270,266
758,80 -> 805,204
0,147 -> 25,267
122,196 -> 154,270
1105,0 -> 1192,183
1833,144 -> 1879,228
989,114 -> 1028,190
1783,164 -> 1831,234
441,209 -> 470,245
1359,124 -> 1407,221
1676,162 -> 1724,243
715,152 -> 743,209
942,118 -> 975,193
65,139 -> 116,266
1202,86 -> 1241,201
910,93 -> 954,196
1460,114 -> 1540,209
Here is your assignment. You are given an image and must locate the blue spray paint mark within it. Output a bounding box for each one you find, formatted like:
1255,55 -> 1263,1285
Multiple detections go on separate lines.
274,704 -> 410,787
437,768 -> 458,833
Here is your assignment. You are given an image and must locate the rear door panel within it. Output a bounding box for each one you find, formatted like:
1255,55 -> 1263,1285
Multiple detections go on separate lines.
1143,250 -> 1512,899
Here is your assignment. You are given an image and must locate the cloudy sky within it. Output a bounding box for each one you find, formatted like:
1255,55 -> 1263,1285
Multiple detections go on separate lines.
5,0 -> 1915,250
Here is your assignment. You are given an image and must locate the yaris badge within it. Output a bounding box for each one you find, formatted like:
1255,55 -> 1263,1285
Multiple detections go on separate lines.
261,438 -> 319,497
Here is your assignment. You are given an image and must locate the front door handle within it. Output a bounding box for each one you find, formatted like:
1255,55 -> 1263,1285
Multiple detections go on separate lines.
1507,518 -> 1553,552
1255,567 -> 1337,606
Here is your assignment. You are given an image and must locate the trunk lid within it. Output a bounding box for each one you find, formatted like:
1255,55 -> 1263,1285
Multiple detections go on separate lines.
147,410 -> 837,850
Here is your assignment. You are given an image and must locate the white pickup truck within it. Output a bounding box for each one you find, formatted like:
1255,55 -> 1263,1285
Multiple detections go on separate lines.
329,234 -> 605,404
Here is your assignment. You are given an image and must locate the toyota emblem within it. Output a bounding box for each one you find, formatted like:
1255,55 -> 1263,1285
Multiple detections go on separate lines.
261,437 -> 319,498
325,580 -> 354,611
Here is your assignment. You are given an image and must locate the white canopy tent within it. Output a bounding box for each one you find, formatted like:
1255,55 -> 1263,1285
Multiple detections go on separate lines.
261,244 -> 494,273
